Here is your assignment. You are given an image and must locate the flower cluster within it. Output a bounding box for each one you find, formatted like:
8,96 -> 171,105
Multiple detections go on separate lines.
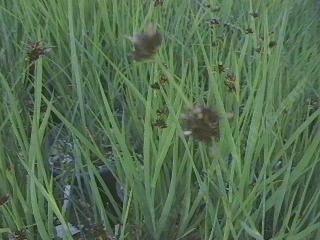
182,106 -> 220,143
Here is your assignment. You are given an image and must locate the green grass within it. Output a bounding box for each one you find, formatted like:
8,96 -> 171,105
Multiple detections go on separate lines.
1,0 -> 320,239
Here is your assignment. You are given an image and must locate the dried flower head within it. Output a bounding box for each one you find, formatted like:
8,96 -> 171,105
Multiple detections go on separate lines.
0,194 -> 10,207
225,71 -> 236,91
249,12 -> 259,18
159,75 -> 168,85
151,82 -> 161,90
217,62 -> 225,73
26,41 -> 51,62
269,40 -> 277,48
245,28 -> 254,34
208,18 -> 221,27
9,229 -> 28,240
82,223 -> 114,239
153,118 -> 168,129
151,74 -> 168,90
307,97 -> 320,114
182,106 -> 220,143
154,0 -> 164,7
156,107 -> 169,117
129,24 -> 162,61
255,47 -> 262,53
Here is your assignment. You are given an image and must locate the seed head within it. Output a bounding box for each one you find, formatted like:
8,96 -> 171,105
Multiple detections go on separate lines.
26,41 -> 51,62
129,24 -> 162,61
182,106 -> 220,143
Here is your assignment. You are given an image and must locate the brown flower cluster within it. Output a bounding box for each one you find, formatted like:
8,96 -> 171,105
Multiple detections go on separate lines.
182,106 -> 220,143
129,24 -> 162,61
26,41 -> 51,63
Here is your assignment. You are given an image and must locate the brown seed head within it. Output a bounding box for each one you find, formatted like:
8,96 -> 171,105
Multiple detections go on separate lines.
154,0 -> 165,6
9,229 -> 28,240
129,24 -> 162,61
26,41 -> 51,62
0,194 -> 9,206
183,106 -> 220,143
208,18 -> 221,27
249,12 -> 259,18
